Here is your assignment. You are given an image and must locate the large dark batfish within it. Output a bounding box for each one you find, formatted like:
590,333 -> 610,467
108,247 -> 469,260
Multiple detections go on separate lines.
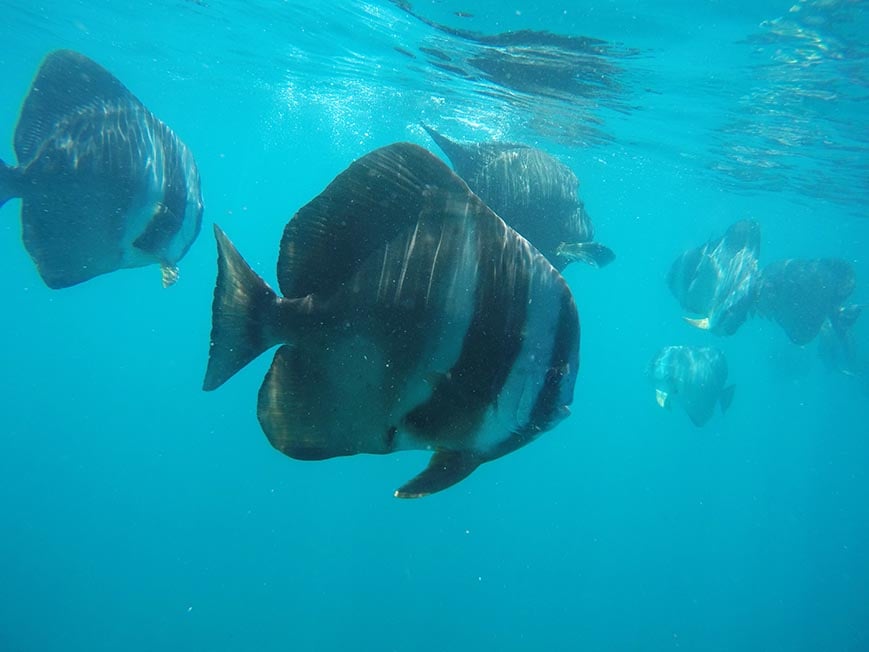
422,125 -> 614,271
755,258 -> 856,345
667,220 -> 761,336
203,142 -> 579,499
649,346 -> 735,428
0,50 -> 203,288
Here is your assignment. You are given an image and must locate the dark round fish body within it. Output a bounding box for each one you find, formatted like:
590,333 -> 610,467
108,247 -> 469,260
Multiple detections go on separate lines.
203,143 -> 580,498
0,49 -> 203,288
650,345 -> 734,427
423,125 -> 614,271
755,258 -> 855,345
667,220 -> 761,336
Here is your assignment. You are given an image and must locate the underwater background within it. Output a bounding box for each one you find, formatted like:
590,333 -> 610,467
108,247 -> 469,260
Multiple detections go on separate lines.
1,1 -> 867,650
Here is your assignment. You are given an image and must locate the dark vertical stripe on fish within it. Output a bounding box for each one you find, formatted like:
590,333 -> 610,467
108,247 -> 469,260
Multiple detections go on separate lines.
133,121 -> 188,257
405,222 -> 530,441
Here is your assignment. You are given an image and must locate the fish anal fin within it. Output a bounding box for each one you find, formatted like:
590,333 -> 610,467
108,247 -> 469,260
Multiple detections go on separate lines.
394,450 -> 480,499
258,345 -> 343,461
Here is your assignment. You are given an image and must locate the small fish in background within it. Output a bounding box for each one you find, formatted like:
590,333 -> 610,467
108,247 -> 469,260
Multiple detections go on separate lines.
667,219 -> 761,336
755,258 -> 856,346
649,346 -> 735,427
422,125 -> 615,271
203,143 -> 580,499
0,49 -> 203,289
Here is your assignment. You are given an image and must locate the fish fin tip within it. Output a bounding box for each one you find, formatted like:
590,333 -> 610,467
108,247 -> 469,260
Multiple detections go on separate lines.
684,316 -> 711,330
394,450 -> 480,499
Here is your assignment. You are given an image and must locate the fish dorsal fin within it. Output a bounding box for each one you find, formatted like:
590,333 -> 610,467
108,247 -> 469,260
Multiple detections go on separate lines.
421,124 -> 479,173
276,142 -> 486,298
721,219 -> 761,257
15,50 -> 138,163
422,124 -> 530,182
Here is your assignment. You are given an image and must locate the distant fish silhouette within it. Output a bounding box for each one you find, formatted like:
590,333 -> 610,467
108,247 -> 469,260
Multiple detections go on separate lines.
649,346 -> 735,427
0,50 -> 203,288
755,258 -> 856,345
203,143 -> 579,499
818,306 -> 869,394
667,220 -> 761,336
423,125 -> 615,271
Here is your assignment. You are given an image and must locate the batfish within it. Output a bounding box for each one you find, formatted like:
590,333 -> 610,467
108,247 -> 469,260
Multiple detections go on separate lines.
755,258 -> 856,345
649,346 -> 735,427
667,220 -> 761,336
203,142 -> 579,498
422,125 -> 614,271
0,49 -> 203,288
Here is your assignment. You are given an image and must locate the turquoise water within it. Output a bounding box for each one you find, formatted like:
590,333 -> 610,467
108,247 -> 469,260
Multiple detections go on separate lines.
1,1 -> 867,650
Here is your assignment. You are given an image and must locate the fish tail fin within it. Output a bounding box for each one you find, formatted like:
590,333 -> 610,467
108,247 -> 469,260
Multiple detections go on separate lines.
0,160 -> 23,209
720,385 -> 736,414
556,241 -> 616,268
203,224 -> 285,391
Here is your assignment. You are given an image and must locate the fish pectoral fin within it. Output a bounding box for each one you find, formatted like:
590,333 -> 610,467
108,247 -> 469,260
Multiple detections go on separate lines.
394,450 -> 480,499
160,263 -> 179,287
683,316 -> 710,330
655,389 -> 670,409
556,241 -> 616,268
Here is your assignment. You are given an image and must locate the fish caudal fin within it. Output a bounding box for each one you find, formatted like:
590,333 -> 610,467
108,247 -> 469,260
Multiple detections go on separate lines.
0,160 -> 23,209
203,224 -> 283,391
394,450 -> 481,499
555,242 -> 616,268
719,385 -> 736,414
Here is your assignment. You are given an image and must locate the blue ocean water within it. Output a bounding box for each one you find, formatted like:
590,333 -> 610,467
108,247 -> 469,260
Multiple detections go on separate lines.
1,0 -> 867,650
